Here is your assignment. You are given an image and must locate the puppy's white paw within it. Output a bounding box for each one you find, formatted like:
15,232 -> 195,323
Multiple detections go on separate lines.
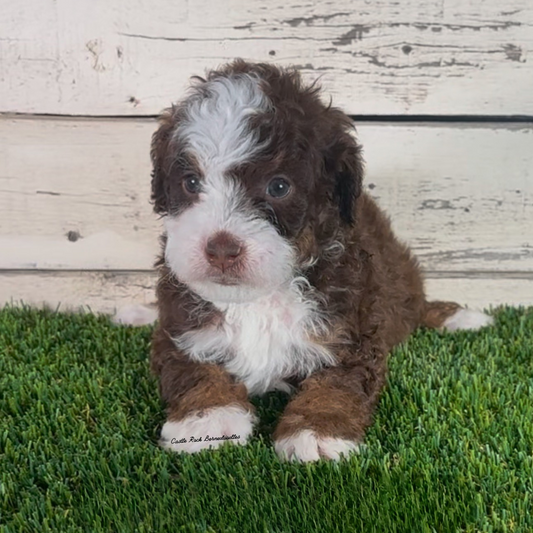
112,304 -> 158,326
443,308 -> 494,332
159,405 -> 256,454
274,430 -> 361,462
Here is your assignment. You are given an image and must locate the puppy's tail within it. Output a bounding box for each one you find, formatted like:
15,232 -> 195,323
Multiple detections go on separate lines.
112,303 -> 158,327
422,300 -> 494,332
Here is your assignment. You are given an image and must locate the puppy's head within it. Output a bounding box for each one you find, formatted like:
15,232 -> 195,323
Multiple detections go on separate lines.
151,60 -> 363,304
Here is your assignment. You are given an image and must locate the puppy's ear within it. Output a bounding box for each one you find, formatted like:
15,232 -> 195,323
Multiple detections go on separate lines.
323,112 -> 364,225
150,107 -> 177,215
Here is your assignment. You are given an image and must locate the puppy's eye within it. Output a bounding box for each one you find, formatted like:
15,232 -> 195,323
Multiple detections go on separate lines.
267,176 -> 291,199
183,175 -> 201,194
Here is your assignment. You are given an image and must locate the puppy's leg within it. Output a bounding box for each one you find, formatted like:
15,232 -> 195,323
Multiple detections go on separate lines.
423,301 -> 493,332
273,362 -> 383,462
153,336 -> 256,454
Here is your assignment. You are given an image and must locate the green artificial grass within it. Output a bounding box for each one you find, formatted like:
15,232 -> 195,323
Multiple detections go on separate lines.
1,305 -> 532,532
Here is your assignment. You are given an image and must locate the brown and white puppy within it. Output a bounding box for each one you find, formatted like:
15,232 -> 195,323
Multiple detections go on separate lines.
145,60 -> 492,462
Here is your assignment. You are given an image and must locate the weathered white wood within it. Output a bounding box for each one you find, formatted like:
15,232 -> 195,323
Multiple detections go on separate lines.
1,271 -> 531,315
361,123 -> 533,272
0,271 -> 157,315
1,0 -> 531,116
1,116 -> 531,272
424,274 -> 533,310
0,116 -> 161,270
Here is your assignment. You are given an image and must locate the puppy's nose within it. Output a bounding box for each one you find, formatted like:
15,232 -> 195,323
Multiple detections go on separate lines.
205,232 -> 243,272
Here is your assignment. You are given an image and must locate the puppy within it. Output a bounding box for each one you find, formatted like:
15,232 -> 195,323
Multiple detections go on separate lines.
147,60 -> 493,462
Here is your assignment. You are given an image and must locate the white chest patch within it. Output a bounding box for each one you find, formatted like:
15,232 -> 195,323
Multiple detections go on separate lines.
173,279 -> 337,395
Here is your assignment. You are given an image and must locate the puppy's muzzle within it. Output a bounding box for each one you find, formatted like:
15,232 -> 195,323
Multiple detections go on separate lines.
205,231 -> 244,274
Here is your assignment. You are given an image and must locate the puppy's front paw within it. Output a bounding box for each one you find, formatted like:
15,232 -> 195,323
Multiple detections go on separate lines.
159,405 -> 256,454
274,430 -> 361,462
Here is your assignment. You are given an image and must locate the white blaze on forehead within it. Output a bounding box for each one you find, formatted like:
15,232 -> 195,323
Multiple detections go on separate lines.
164,73 -> 293,305
175,73 -> 271,177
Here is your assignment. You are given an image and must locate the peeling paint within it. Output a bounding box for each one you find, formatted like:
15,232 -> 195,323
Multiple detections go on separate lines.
352,51 -> 477,70
234,22 -> 255,30
86,40 -> 106,72
286,12 -> 350,27
503,43 -> 524,62
333,25 -> 370,45
292,63 -> 317,70
419,199 -> 456,210
389,21 -> 521,31
422,248 -> 532,262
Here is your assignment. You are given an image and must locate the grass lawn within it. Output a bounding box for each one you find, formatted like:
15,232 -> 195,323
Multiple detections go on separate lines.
1,305 -> 532,532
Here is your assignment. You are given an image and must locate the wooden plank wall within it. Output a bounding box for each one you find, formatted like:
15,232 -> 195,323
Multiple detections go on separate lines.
1,0 -> 532,314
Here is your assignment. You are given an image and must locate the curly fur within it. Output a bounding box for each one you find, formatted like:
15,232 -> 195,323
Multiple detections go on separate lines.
147,60 -> 493,461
